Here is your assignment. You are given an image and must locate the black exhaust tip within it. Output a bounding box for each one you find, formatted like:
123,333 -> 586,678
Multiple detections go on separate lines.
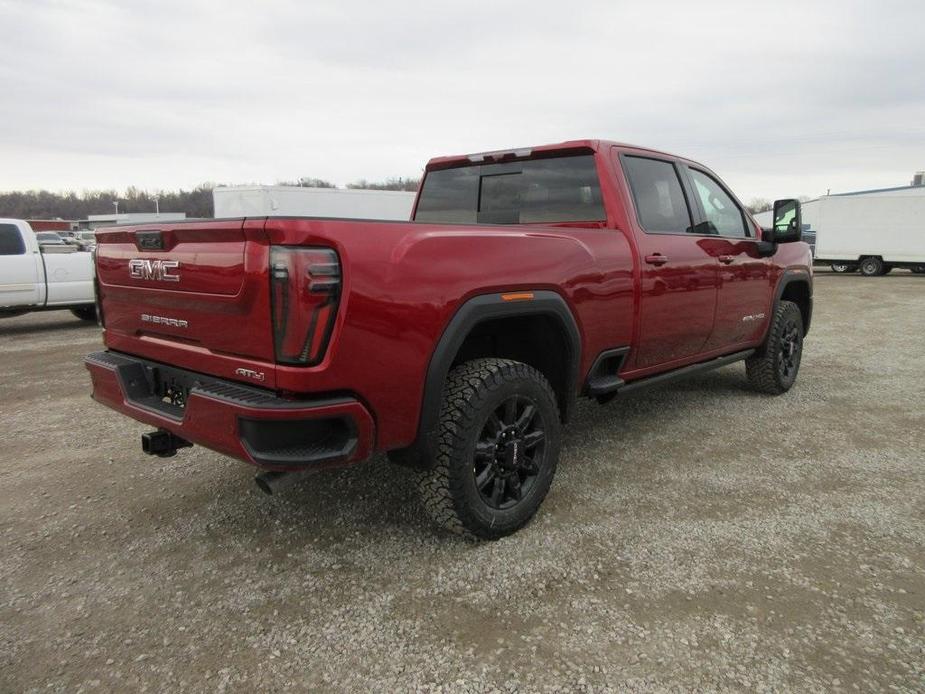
141,430 -> 192,458
254,473 -> 275,495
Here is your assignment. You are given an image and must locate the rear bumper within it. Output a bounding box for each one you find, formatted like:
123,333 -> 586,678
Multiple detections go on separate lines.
84,351 -> 374,470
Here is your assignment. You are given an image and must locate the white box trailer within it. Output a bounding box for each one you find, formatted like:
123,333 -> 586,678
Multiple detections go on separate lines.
213,186 -> 416,221
806,195 -> 925,276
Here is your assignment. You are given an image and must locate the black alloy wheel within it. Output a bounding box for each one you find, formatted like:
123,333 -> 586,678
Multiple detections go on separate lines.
418,358 -> 561,539
472,395 -> 546,510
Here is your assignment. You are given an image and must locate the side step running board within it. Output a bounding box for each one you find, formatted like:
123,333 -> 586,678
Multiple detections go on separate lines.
618,349 -> 755,395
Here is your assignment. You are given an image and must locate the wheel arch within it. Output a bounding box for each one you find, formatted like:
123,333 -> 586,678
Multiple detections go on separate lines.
771,270 -> 813,337
413,290 -> 581,457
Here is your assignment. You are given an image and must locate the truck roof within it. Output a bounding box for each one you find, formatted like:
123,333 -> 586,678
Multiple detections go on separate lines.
425,139 -> 688,170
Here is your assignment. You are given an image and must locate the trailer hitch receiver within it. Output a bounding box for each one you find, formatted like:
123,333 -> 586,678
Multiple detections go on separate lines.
141,430 -> 192,458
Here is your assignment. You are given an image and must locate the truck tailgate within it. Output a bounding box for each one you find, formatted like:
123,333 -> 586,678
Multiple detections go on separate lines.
95,220 -> 278,385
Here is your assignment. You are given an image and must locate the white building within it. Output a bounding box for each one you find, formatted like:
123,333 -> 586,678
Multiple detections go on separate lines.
87,212 -> 187,228
212,186 -> 416,221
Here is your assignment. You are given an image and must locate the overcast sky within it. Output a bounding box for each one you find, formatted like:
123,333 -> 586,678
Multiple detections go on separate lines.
2,0 -> 924,202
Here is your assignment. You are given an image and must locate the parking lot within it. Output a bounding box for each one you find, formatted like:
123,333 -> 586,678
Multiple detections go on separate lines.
1,271 -> 923,692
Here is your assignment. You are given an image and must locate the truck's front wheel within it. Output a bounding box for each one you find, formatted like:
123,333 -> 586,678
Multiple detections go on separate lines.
746,300 -> 804,395
418,358 -> 561,540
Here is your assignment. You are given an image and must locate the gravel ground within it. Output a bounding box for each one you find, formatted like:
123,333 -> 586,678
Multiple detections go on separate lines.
1,271 -> 924,692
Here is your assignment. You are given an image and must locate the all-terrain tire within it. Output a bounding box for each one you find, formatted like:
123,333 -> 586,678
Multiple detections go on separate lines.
418,358 -> 561,540
859,257 -> 883,277
70,306 -> 97,322
745,300 -> 804,395
911,265 -> 925,274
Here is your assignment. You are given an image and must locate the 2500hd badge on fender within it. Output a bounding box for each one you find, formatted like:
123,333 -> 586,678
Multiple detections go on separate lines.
85,140 -> 812,539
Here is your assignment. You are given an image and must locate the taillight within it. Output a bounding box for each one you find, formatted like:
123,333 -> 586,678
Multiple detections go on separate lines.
269,246 -> 341,365
93,248 -> 104,327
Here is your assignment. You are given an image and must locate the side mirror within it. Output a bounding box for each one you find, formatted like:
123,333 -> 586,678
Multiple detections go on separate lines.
771,198 -> 802,243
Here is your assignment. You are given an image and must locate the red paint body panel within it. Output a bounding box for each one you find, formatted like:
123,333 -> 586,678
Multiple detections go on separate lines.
88,140 -> 812,470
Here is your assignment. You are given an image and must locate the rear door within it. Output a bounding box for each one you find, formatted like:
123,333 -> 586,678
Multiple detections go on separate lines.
618,153 -> 719,369
681,166 -> 771,350
0,223 -> 42,308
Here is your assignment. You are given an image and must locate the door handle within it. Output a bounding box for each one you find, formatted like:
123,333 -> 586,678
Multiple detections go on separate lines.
644,253 -> 669,266
718,255 -> 735,264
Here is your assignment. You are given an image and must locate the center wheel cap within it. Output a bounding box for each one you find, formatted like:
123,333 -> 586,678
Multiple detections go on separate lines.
502,437 -> 521,471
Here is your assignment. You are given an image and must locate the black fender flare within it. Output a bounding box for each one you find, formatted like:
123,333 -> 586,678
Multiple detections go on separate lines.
414,290 -> 581,453
765,269 -> 813,341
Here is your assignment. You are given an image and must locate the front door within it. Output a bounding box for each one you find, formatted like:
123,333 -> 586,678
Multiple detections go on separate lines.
619,153 -> 719,369
682,166 -> 771,351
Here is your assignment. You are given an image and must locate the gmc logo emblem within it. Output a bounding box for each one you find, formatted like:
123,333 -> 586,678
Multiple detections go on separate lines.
129,258 -> 180,282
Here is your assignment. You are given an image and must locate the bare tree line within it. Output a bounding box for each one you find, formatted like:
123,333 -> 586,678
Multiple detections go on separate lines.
0,177 -> 422,219
746,196 -> 812,214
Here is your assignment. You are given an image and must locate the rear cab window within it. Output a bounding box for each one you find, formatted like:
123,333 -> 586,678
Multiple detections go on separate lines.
414,154 -> 605,225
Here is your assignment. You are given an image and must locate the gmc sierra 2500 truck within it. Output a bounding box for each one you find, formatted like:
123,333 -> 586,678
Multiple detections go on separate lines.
85,140 -> 811,539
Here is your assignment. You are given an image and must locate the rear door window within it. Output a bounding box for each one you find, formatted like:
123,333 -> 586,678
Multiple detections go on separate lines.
621,156 -> 693,234
0,224 -> 26,255
414,154 -> 605,224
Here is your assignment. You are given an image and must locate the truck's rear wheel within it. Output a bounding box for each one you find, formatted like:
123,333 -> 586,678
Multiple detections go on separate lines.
859,257 -> 883,276
70,306 -> 97,322
418,358 -> 560,540
746,300 -> 804,395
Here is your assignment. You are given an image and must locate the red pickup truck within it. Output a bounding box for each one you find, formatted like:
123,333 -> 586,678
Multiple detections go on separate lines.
85,140 -> 811,539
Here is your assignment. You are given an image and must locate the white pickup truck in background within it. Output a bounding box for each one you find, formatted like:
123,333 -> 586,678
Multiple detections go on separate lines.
0,218 -> 97,321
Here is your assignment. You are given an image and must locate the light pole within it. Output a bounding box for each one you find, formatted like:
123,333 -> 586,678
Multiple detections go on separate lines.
153,194 -> 160,218
113,200 -> 119,219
